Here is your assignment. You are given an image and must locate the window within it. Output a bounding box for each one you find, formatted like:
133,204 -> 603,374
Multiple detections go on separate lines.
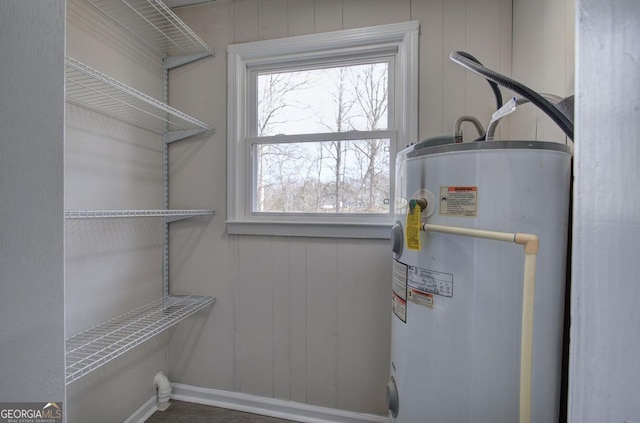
227,21 -> 418,238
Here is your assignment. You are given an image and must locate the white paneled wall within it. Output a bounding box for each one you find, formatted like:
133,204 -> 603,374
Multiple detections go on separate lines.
169,0 -> 512,416
511,0 -> 574,143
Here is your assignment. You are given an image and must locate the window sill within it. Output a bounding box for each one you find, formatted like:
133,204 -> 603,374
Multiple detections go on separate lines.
226,220 -> 393,239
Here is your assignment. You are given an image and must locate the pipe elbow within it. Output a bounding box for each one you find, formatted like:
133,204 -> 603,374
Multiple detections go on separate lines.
453,116 -> 485,142
515,233 -> 539,254
154,371 -> 172,411
154,371 -> 171,392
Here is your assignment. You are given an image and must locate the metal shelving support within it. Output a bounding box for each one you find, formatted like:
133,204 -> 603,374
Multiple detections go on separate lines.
64,209 -> 214,223
64,0 -> 216,386
86,0 -> 213,61
65,57 -> 213,136
65,295 -> 215,385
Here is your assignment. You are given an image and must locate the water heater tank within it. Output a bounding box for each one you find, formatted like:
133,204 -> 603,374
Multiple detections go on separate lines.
388,141 -> 571,423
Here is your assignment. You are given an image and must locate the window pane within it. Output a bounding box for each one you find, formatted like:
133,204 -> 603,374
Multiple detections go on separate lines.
256,62 -> 388,136
254,139 -> 390,214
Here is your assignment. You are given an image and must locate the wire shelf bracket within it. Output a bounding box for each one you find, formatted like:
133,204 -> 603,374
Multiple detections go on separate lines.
166,128 -> 213,144
165,52 -> 212,70
65,295 -> 215,385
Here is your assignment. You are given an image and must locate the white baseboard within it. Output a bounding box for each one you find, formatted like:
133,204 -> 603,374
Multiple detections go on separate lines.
123,396 -> 157,423
171,383 -> 390,423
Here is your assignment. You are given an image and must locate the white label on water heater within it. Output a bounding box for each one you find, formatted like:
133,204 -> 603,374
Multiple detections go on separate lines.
408,288 -> 434,309
440,186 -> 477,217
392,293 -> 407,322
407,266 -> 453,298
392,260 -> 408,322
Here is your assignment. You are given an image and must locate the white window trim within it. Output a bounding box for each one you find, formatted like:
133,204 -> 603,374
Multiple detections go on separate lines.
227,21 -> 419,239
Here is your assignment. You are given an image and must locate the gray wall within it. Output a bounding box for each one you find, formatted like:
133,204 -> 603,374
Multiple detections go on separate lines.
0,0 -> 65,403
569,0 -> 640,421
512,0 -> 574,143
168,0 -> 512,416
64,0 -> 170,421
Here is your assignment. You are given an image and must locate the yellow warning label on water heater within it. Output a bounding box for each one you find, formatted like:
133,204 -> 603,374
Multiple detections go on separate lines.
439,186 -> 478,217
406,203 -> 421,250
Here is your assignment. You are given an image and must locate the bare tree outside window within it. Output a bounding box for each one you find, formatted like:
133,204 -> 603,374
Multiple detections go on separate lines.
352,64 -> 390,212
319,67 -> 355,212
255,61 -> 390,214
255,72 -> 315,211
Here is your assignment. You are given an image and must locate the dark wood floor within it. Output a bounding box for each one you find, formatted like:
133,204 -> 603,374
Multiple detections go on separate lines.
145,400 -> 297,423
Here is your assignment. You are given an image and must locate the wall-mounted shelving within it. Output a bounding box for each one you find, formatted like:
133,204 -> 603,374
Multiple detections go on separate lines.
86,0 -> 213,64
64,0 -> 215,387
65,294 -> 215,385
65,57 -> 212,139
65,209 -> 214,222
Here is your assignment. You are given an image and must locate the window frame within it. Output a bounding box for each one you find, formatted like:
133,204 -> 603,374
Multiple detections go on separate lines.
227,21 -> 419,239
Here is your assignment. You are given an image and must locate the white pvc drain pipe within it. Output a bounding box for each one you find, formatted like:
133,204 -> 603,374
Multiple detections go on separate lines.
421,223 -> 539,423
154,371 -> 172,411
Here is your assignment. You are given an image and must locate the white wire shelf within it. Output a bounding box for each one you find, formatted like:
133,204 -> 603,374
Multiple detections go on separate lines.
65,57 -> 213,136
64,209 -> 214,222
66,294 -> 215,385
86,0 -> 212,58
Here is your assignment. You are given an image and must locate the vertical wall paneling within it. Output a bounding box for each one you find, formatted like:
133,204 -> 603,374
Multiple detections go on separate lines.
314,0 -> 343,33
511,0 -> 540,141
237,236 -> 275,396
271,237 -> 292,400
564,0 -> 575,95
412,0 -> 512,142
498,0 -> 513,139
168,0 -> 516,417
342,0 -> 410,30
538,0 -> 569,140
511,0 -> 574,143
287,238 -> 308,404
233,0 -> 261,43
304,240 -> 339,408
261,0 -> 288,40
227,1 -> 236,46
335,241 -> 359,412
412,0 -> 445,140
464,0 -> 503,139
287,0 -> 315,37
349,240 -> 391,415
441,0 -> 467,140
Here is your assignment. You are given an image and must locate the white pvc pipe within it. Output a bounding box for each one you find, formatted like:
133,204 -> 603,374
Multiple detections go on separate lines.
422,223 -> 516,243
154,371 -> 172,411
520,252 -> 537,423
421,223 -> 539,423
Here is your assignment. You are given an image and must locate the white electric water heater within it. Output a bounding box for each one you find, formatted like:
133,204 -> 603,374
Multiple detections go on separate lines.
387,140 -> 571,423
